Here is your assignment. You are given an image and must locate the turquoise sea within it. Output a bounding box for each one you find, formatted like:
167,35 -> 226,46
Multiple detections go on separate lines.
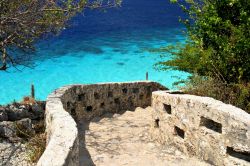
0,0 -> 189,104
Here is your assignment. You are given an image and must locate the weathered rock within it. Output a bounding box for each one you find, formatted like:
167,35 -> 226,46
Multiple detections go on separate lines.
31,119 -> 45,133
0,121 -> 18,141
5,105 -> 30,121
2,103 -> 45,121
30,104 -> 44,119
0,107 -> 8,121
0,141 -> 35,166
16,118 -> 35,137
0,118 -> 35,141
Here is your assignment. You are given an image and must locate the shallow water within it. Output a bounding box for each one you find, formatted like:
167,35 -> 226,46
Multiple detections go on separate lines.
0,0 -> 189,104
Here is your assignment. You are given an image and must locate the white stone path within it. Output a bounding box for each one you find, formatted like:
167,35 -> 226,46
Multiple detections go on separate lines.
81,107 -> 210,166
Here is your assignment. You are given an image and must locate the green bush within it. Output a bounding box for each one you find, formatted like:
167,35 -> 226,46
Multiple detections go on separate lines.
156,0 -> 250,113
157,0 -> 250,84
180,75 -> 250,113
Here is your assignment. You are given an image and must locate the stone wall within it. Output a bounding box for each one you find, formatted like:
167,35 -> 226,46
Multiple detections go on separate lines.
151,91 -> 250,166
37,81 -> 166,166
61,82 -> 166,121
37,87 -> 79,166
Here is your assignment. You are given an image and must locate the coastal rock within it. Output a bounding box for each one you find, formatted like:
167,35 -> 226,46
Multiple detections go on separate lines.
6,105 -> 30,121
0,118 -> 35,141
0,107 -> 8,121
16,118 -> 35,136
0,141 -> 35,166
0,121 -> 18,141
4,103 -> 44,121
30,104 -> 44,119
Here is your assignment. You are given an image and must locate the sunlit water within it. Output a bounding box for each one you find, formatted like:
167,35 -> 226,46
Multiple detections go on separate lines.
0,0 -> 189,104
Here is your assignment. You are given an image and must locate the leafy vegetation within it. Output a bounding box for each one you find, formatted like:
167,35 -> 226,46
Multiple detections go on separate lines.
180,75 -> 250,113
158,0 -> 250,83
157,0 -> 250,112
0,0 -> 121,70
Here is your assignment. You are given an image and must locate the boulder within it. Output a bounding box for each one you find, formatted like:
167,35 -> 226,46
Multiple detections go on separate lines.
5,103 -> 45,121
0,121 -> 18,141
0,118 -> 35,141
0,107 -> 8,121
30,104 -> 44,120
5,104 -> 30,121
16,118 -> 35,136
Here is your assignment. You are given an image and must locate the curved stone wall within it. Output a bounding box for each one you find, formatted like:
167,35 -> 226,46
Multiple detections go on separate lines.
37,81 -> 166,166
37,86 -> 79,166
37,82 -> 250,166
151,91 -> 250,166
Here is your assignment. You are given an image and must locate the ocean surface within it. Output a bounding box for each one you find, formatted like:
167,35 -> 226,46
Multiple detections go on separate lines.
0,0 -> 189,104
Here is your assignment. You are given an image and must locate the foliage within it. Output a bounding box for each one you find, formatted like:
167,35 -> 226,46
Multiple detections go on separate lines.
14,114 -> 46,163
157,0 -> 250,84
181,75 -> 250,113
0,0 -> 121,70
26,133 -> 46,163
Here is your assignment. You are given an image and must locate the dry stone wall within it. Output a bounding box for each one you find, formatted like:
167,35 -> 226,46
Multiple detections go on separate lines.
151,91 -> 250,166
61,82 -> 166,121
37,81 -> 166,166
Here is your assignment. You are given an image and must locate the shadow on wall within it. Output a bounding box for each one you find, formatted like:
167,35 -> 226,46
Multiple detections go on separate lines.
78,121 -> 95,166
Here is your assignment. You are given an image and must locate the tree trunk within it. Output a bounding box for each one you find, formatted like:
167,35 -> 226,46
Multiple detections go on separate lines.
0,48 -> 7,70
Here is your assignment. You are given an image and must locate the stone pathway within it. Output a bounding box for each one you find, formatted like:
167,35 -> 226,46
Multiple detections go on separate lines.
82,107 -> 210,166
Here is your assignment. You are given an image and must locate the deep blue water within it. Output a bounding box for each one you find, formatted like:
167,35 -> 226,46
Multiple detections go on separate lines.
0,0 -> 188,104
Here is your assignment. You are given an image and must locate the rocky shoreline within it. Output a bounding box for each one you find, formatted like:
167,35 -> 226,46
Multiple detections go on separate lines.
0,101 -> 45,166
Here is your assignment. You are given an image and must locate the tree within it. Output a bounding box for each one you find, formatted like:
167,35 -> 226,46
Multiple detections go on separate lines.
0,0 -> 121,70
157,0 -> 250,84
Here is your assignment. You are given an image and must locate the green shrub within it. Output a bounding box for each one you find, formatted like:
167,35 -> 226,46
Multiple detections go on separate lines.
180,75 -> 250,113
156,0 -> 250,113
157,0 -> 250,84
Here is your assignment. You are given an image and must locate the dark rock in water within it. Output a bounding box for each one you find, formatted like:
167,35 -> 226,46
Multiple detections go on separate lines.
83,46 -> 104,54
103,56 -> 112,60
117,62 -> 125,66
0,107 -> 8,121
134,50 -> 143,54
113,49 -> 121,52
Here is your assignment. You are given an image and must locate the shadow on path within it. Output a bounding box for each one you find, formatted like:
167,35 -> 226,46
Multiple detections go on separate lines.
78,121 -> 96,166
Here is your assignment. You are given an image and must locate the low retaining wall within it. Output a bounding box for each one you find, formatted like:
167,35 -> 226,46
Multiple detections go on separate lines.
37,81 -> 166,166
37,87 -> 79,166
151,91 -> 250,165
61,81 -> 166,121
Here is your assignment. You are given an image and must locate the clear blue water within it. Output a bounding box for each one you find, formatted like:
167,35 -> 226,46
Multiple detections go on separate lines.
0,0 -> 189,104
